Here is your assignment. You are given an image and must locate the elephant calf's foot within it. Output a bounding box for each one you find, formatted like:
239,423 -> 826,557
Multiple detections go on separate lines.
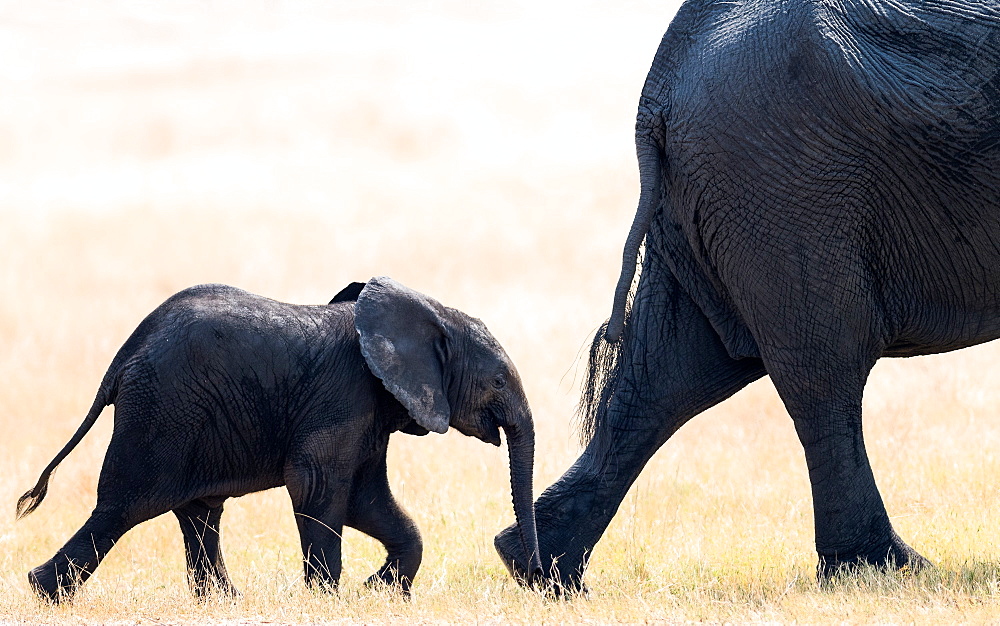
362,545 -> 420,597
364,569 -> 413,597
190,577 -> 241,600
818,532 -> 932,580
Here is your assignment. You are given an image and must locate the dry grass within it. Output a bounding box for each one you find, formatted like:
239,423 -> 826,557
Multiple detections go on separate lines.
3,2 -> 1000,623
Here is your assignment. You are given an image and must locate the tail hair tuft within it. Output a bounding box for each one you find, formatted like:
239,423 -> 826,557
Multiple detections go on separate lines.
574,250 -> 641,446
16,477 -> 51,520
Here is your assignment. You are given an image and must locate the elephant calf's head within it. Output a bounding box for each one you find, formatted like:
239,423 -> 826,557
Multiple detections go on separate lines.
354,276 -> 544,582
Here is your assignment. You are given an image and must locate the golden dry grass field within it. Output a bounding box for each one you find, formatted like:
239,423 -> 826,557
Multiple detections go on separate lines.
3,2 -> 1000,623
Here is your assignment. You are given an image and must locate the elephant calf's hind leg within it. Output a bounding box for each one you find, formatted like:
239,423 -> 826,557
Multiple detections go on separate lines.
29,506 -> 138,603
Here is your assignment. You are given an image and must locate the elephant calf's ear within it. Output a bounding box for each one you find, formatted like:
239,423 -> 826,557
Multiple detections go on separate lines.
329,281 -> 367,304
400,420 -> 431,436
355,277 -> 451,434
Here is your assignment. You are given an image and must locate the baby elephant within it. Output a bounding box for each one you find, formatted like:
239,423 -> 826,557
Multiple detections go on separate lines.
18,277 -> 543,602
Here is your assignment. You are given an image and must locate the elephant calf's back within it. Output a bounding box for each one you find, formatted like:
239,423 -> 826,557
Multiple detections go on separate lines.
102,287 -> 360,498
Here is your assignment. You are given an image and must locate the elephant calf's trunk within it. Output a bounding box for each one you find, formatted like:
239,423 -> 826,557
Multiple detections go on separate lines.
503,423 -> 543,582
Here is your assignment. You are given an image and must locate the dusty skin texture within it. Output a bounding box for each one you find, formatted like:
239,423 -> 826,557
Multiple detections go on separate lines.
3,1 -> 1000,622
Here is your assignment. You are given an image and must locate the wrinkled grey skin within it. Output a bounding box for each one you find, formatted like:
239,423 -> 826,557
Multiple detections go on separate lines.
19,277 -> 541,602
497,0 -> 1000,591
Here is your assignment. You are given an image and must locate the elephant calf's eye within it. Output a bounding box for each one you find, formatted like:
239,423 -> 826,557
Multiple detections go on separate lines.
492,373 -> 507,390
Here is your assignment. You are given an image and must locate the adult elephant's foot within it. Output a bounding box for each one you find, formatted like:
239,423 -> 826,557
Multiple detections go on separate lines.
494,522 -> 587,595
494,482 -> 607,595
28,559 -> 79,604
817,530 -> 932,580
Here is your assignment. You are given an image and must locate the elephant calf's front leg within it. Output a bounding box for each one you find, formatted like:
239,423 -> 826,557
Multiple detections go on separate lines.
286,459 -> 352,590
347,455 -> 422,595
174,499 -> 238,597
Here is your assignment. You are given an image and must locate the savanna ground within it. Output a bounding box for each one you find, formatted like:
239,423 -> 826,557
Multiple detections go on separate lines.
2,2 -> 1000,623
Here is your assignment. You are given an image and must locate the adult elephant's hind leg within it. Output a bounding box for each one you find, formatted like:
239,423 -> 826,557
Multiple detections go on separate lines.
756,305 -> 929,577
496,257 -> 766,591
174,499 -> 238,597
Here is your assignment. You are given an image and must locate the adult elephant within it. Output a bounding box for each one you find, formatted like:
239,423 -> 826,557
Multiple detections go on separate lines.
496,0 -> 1000,590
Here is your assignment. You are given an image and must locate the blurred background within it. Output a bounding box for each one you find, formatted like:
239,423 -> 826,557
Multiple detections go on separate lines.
0,0 -> 682,467
0,0 -> 681,419
3,1 -> 1000,619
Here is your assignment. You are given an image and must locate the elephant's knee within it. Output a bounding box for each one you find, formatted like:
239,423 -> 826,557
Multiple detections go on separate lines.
393,526 -> 423,571
405,521 -> 423,549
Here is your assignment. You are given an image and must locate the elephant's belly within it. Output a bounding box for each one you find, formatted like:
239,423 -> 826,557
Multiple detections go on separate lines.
882,253 -> 1000,357
173,471 -> 287,505
198,476 -> 286,500
883,308 -> 1000,358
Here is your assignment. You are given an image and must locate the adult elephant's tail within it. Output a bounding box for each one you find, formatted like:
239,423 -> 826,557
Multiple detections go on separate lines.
606,103 -> 665,343
579,102 -> 666,445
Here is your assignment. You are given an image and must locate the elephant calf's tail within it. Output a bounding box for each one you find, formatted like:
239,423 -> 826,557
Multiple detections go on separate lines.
606,106 -> 665,343
16,383 -> 115,519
